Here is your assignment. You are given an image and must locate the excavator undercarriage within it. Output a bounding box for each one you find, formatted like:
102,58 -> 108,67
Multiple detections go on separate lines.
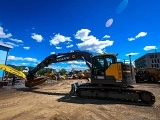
70,82 -> 156,106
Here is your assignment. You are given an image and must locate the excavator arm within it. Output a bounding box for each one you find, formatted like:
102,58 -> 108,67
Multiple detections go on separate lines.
0,50 -> 93,87
27,50 -> 92,80
24,50 -> 93,87
0,64 -> 27,80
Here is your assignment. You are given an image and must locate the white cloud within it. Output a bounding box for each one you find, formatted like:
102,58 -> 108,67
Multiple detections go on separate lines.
124,60 -> 135,65
31,33 -> 43,42
4,42 -> 18,47
51,52 -> 55,54
9,62 -> 31,66
7,55 -> 39,62
8,56 -> 23,60
135,32 -> 147,38
32,63 -> 38,66
125,60 -> 130,62
0,40 -> 13,48
49,64 -> 87,71
21,63 -> 30,65
56,46 -> 62,49
117,59 -> 121,61
0,26 -> 12,38
75,29 -> 114,53
70,64 -> 87,70
66,42 -> 71,45
1,40 -> 23,48
47,65 -> 63,71
68,61 -> 86,65
128,37 -> 135,41
144,46 -> 157,51
128,32 -> 147,41
117,59 -> 130,62
125,52 -> 139,56
9,38 -> 23,43
66,44 -> 73,48
50,33 -> 72,46
103,35 -> 110,39
23,46 -> 30,50
24,57 -> 38,62
75,29 -> 91,40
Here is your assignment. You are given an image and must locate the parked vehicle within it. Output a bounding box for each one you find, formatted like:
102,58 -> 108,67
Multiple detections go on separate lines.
135,68 -> 160,83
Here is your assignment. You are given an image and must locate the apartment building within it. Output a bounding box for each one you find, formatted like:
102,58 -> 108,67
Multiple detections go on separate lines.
135,52 -> 160,68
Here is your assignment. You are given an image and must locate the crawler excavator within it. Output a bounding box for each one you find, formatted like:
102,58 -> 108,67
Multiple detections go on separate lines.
0,50 -> 156,105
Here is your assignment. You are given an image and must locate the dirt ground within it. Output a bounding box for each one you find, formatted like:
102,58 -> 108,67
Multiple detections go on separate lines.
0,79 -> 160,120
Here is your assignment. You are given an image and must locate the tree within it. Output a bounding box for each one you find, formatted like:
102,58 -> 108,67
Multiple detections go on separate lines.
37,69 -> 46,75
46,68 -> 52,73
52,69 -> 57,74
59,68 -> 67,75
16,66 -> 23,71
74,70 -> 81,74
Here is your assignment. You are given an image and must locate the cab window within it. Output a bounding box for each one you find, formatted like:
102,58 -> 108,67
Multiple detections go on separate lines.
105,57 -> 113,67
94,57 -> 104,69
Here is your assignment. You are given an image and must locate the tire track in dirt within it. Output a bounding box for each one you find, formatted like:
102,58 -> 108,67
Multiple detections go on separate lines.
0,79 -> 160,120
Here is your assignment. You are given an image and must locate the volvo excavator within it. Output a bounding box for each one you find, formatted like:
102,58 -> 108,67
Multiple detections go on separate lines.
0,50 -> 156,106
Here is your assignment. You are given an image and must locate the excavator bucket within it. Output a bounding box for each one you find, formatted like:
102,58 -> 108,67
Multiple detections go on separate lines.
25,77 -> 48,87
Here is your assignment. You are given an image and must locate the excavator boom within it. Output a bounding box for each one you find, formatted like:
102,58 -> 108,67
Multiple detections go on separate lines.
0,64 -> 27,80
27,50 -> 92,80
0,50 -> 93,88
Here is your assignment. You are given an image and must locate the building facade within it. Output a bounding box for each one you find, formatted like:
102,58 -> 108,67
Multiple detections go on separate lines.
135,52 -> 160,69
0,44 -> 11,79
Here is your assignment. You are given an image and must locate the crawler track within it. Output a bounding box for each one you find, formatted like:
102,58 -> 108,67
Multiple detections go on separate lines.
76,84 -> 156,106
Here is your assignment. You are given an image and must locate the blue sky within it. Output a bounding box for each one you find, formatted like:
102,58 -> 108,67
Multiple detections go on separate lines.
0,0 -> 159,71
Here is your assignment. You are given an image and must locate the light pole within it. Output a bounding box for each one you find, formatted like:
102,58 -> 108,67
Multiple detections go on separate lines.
129,55 -> 133,80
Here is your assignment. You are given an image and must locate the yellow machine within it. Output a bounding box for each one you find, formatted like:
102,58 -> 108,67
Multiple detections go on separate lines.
0,64 -> 48,87
0,50 -> 156,106
73,74 -> 78,79
135,68 -> 160,83
78,72 -> 85,79
44,73 -> 57,80
0,64 -> 27,80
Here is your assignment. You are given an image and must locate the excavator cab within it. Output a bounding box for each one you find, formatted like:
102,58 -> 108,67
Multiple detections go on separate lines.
91,54 -> 136,86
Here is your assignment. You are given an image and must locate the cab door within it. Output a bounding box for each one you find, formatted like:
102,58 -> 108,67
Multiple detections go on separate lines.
92,56 -> 105,80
